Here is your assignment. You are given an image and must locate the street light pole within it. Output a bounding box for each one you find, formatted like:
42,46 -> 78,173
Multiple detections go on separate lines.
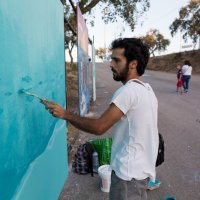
103,8 -> 109,61
104,21 -> 106,61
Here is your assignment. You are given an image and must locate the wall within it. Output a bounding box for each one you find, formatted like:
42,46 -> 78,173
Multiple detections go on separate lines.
0,0 -> 68,199
77,6 -> 90,116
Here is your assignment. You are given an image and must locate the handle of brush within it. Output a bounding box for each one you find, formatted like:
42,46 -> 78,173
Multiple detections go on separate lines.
40,98 -> 51,106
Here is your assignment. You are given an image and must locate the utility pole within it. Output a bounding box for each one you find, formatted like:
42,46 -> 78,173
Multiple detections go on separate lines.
199,36 -> 200,49
179,31 -> 182,52
103,7 -> 109,61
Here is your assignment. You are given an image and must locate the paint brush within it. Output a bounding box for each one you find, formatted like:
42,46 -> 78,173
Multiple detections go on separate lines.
19,89 -> 51,105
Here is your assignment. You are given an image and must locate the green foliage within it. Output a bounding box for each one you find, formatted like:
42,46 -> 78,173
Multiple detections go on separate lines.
170,1 -> 200,46
79,0 -> 100,14
140,29 -> 170,56
96,47 -> 106,60
101,0 -> 150,31
65,0 -> 150,32
64,0 -> 150,63
78,0 -> 150,31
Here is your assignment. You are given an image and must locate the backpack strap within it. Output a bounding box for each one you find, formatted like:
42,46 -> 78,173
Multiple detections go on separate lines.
132,79 -> 145,87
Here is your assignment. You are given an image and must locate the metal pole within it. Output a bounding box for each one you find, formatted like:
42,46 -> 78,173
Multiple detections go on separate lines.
199,36 -> 200,49
92,36 -> 96,101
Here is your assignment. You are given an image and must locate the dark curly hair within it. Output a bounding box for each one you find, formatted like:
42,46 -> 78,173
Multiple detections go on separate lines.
110,38 -> 150,76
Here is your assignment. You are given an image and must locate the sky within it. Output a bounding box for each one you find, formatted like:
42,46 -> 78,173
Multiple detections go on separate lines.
87,0 -> 193,56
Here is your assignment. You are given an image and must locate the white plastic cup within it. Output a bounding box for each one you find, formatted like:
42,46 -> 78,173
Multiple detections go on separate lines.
98,165 -> 112,193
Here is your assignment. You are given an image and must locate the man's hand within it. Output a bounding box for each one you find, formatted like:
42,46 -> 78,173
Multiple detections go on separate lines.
44,101 -> 67,120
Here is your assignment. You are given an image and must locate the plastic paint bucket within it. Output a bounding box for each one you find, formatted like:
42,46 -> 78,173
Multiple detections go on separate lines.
98,165 -> 112,193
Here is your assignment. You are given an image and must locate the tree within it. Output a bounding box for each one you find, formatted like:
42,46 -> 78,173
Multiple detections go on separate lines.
64,0 -> 150,63
169,1 -> 200,46
140,29 -> 170,56
96,47 -> 106,60
65,32 -> 76,66
64,4 -> 77,67
78,0 -> 150,31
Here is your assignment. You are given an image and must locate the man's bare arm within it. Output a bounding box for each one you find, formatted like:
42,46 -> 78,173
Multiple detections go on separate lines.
45,101 -> 123,135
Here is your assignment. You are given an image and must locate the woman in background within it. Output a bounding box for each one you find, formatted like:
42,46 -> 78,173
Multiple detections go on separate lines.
182,60 -> 192,93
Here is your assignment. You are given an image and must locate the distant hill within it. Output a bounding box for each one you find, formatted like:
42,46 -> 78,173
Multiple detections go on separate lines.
147,49 -> 200,75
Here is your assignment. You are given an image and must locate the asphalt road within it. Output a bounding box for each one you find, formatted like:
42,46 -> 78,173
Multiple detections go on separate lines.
59,63 -> 200,200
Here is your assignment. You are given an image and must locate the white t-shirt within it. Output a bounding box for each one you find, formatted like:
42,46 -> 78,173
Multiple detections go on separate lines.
182,65 -> 192,75
110,79 -> 158,181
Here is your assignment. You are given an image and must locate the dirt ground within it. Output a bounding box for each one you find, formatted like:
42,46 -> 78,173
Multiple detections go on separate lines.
66,63 -> 79,163
148,49 -> 200,74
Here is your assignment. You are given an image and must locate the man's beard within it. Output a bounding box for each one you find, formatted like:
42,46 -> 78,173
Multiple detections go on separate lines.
112,63 -> 129,82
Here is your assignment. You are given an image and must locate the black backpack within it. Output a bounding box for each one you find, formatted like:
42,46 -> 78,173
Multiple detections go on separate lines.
156,133 -> 165,167
73,142 -> 95,176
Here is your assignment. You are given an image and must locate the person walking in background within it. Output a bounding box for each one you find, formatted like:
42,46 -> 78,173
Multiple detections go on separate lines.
176,64 -> 183,94
182,60 -> 192,93
43,38 -> 159,200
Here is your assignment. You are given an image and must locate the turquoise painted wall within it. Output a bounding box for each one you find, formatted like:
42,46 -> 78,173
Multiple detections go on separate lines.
0,0 -> 68,199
